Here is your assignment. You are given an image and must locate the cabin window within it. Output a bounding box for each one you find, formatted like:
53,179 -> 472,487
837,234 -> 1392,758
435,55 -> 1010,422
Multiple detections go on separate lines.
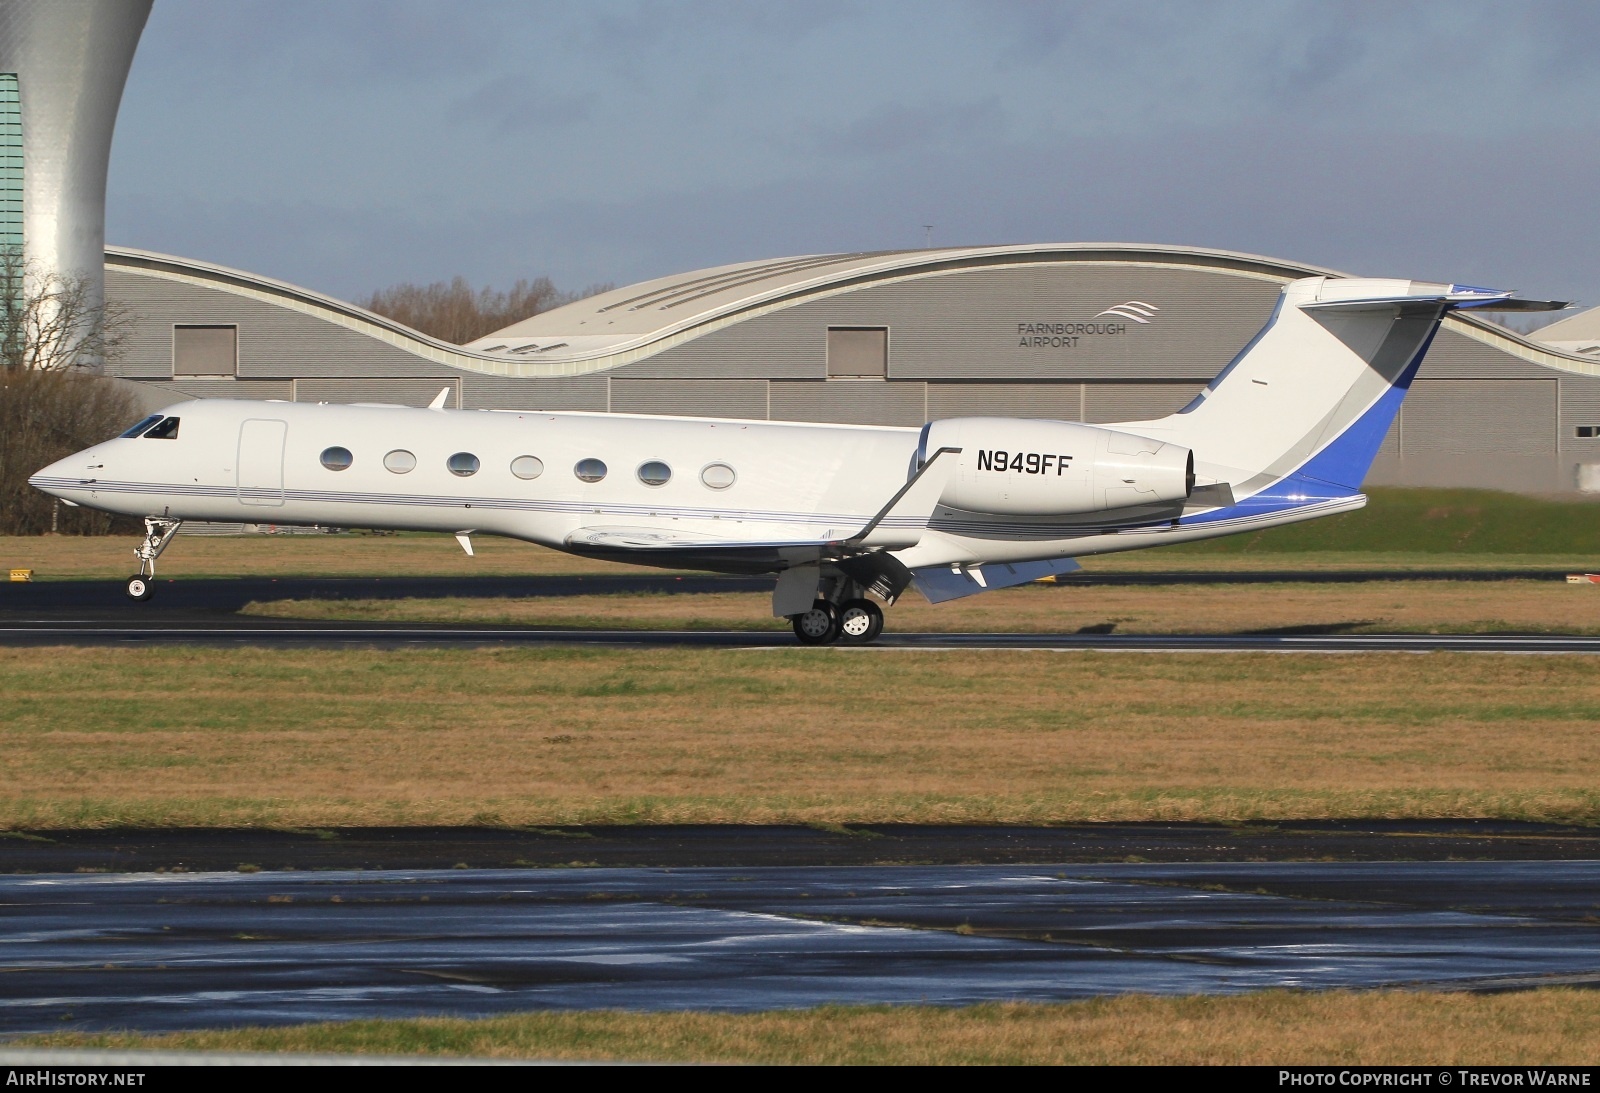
120,415 -> 163,438
637,460 -> 671,486
510,455 -> 544,480
383,449 -> 417,474
143,417 -> 180,440
700,462 -> 736,490
574,458 -> 607,483
447,452 -> 480,477
320,446 -> 353,471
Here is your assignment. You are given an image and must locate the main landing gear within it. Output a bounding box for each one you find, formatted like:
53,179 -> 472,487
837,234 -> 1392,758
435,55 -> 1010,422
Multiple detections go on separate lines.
126,517 -> 182,601
791,597 -> 884,646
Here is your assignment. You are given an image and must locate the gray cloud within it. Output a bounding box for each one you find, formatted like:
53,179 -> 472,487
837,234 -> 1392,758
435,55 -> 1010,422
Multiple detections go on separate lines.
106,1 -> 1600,312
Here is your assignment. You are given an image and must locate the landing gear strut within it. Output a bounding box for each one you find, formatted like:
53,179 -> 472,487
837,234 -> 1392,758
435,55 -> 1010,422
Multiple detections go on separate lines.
127,517 -> 182,601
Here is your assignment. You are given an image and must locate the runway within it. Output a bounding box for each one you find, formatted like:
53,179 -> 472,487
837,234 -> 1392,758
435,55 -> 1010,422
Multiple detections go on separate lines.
4,860 -> 1599,1034
2,617 -> 1599,652
0,567 -> 1567,615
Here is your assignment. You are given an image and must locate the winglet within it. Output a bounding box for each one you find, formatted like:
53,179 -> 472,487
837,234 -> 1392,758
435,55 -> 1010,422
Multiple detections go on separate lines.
847,446 -> 960,549
428,387 -> 452,410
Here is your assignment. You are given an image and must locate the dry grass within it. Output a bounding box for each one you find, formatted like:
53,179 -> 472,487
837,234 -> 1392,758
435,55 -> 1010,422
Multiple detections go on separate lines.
22,990 -> 1600,1064
0,532 -> 651,580
244,578 -> 1600,634
4,646 -> 1600,828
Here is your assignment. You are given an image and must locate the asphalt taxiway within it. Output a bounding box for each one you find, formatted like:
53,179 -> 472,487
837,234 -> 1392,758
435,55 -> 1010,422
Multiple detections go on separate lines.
1,570 -> 1587,651
1,617 -> 1598,652
4,859 -> 1599,1034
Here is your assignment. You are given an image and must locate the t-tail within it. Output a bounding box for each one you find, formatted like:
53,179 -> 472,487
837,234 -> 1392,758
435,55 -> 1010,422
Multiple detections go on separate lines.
1141,276 -> 1567,529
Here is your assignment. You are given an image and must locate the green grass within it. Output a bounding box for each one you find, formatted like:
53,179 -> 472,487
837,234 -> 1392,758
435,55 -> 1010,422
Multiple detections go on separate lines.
5,646 -> 1600,829
1159,487 -> 1600,554
20,991 -> 1600,1064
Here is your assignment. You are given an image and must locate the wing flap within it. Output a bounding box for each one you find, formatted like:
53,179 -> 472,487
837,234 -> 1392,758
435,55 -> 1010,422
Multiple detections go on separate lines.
911,556 -> 1083,604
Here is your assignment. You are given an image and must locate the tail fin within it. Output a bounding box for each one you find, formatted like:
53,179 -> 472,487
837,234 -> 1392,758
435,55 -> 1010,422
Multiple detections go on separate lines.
1150,278 -> 1562,508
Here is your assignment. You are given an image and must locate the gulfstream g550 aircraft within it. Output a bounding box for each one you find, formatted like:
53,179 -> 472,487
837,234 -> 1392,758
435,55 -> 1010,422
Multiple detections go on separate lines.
30,276 -> 1563,643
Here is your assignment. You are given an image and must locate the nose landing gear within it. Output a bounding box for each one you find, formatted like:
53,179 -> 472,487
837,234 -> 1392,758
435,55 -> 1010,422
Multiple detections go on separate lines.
126,517 -> 182,601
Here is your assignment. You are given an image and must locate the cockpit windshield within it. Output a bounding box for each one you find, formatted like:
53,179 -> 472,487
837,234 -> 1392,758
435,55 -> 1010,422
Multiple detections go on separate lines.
119,414 -> 163,439
143,417 -> 180,440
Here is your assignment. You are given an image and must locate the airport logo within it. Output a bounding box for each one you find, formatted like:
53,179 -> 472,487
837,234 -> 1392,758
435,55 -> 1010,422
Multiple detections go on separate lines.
1095,300 -> 1160,324
1015,301 -> 1160,348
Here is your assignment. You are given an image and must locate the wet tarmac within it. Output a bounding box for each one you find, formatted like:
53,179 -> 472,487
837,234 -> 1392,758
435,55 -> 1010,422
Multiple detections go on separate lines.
5,821 -> 1599,874
3,860 -> 1599,1034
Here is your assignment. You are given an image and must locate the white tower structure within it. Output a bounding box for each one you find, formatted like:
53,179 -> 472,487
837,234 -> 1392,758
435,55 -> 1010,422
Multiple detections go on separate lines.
0,0 -> 151,320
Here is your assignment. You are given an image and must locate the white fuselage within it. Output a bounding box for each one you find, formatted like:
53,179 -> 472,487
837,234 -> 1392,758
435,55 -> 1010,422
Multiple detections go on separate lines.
41,398 -> 926,552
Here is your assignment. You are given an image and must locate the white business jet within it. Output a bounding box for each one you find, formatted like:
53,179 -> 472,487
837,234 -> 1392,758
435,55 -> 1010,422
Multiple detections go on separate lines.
30,276 -> 1561,643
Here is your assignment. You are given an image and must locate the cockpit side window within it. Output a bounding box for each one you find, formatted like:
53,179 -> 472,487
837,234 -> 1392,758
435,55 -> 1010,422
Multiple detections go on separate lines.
119,414 -> 163,439
143,417 -> 180,440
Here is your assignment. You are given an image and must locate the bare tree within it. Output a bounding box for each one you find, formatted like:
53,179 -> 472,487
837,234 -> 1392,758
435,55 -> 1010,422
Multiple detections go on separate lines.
361,276 -> 612,345
0,247 -> 138,535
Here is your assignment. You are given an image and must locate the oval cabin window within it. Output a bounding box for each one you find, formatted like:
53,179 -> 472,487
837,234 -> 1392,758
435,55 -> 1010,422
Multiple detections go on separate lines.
574,458 -> 607,483
637,460 -> 671,486
510,455 -> 544,480
383,449 -> 416,474
700,462 -> 736,490
320,446 -> 353,471
446,452 -> 480,477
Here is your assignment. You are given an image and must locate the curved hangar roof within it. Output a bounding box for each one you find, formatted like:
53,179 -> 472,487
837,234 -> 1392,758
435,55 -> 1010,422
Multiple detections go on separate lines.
107,243 -> 1600,380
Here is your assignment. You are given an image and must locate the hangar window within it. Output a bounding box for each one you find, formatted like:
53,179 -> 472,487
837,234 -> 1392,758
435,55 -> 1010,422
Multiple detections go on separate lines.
700,462 -> 736,490
320,446 -> 353,470
637,460 -> 671,486
1577,427 -> 1600,438
827,327 -> 888,379
120,414 -> 163,438
574,457 -> 607,483
383,449 -> 417,473
173,325 -> 238,376
447,452 -> 480,477
143,417 -> 180,440
511,455 -> 544,480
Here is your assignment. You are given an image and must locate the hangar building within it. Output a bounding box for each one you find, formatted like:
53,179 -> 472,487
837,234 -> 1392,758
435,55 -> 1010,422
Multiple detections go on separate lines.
102,242 -> 1600,496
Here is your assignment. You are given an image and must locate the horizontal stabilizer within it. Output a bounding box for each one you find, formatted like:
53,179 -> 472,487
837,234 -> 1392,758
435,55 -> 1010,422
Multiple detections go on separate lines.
911,556 -> 1082,604
1454,298 -> 1571,313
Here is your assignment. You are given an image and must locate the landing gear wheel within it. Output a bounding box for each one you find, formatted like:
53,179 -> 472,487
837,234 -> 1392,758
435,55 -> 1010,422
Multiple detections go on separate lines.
791,600 -> 841,645
126,574 -> 152,602
838,598 -> 884,644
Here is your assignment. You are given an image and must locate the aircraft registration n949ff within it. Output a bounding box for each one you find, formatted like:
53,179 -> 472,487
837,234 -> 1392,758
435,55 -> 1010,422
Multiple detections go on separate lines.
30,276 -> 1565,643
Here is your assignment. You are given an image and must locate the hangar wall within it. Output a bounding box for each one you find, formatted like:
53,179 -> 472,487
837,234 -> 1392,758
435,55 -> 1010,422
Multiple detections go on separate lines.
102,246 -> 1600,497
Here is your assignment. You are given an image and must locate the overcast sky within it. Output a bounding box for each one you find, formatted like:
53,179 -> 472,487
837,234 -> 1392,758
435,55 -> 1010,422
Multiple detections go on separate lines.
105,0 -> 1600,307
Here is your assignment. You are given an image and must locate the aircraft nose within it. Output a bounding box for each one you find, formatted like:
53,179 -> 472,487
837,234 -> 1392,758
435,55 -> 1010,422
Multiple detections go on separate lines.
28,451 -> 93,498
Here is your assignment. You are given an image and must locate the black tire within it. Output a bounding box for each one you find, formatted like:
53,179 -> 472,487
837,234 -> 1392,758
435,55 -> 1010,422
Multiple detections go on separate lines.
791,600 -> 841,645
126,574 -> 152,602
838,598 -> 884,643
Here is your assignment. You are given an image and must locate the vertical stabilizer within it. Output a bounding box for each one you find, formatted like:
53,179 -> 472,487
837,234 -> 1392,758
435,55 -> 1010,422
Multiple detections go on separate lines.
1149,278 -> 1520,503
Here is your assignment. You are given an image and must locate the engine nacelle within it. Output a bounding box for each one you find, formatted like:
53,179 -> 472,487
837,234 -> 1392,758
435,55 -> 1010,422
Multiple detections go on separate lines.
922,417 -> 1194,516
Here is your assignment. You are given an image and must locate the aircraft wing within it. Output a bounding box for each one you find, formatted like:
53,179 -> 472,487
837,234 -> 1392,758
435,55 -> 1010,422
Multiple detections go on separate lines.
911,556 -> 1083,603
